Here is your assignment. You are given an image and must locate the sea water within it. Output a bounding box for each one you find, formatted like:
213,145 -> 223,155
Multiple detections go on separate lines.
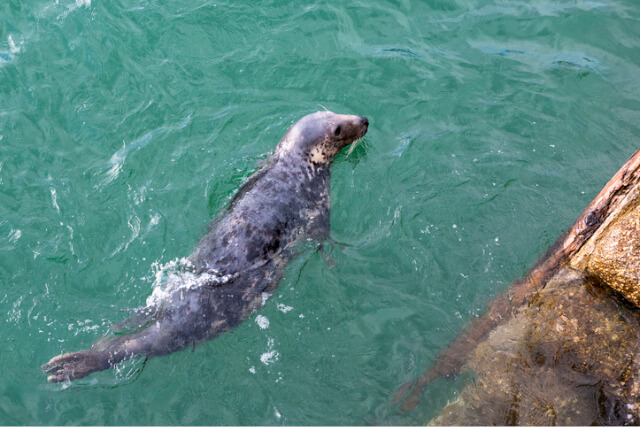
1,0 -> 639,424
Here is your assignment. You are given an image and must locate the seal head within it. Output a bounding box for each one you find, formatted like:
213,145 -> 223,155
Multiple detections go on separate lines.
276,111 -> 369,165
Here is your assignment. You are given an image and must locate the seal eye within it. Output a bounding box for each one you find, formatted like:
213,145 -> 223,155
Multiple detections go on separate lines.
334,126 -> 342,137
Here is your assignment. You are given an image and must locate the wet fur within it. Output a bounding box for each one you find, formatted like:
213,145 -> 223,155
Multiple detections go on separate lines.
43,111 -> 368,382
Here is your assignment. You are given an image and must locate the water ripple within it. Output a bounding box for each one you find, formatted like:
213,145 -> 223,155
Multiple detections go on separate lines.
0,0 -> 639,424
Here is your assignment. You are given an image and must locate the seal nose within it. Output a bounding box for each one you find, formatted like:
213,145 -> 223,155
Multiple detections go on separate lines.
360,116 -> 369,127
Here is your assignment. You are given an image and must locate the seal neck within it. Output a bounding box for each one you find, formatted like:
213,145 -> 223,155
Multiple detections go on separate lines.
275,152 -> 330,182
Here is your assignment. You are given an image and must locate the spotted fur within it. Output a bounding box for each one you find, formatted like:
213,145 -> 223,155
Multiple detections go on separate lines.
43,111 -> 368,382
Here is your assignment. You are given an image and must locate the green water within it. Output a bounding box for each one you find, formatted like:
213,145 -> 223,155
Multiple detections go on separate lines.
1,0 -> 640,424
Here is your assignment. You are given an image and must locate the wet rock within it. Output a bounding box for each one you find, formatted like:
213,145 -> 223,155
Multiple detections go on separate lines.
408,150 -> 640,425
573,193 -> 640,308
431,266 -> 640,425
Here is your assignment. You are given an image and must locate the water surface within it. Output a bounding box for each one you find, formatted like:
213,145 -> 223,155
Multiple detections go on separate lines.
1,0 -> 639,424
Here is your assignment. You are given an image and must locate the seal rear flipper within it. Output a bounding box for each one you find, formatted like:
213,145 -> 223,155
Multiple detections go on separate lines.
43,326 -> 156,383
42,350 -> 112,383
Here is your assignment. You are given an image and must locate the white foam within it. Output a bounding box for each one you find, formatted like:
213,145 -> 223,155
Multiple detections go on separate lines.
145,257 -> 236,307
50,188 -> 60,213
149,214 -> 160,226
259,337 -> 279,365
261,292 -> 271,307
276,303 -> 293,313
8,229 -> 21,243
8,35 -> 20,54
255,315 -> 269,329
260,350 -> 279,365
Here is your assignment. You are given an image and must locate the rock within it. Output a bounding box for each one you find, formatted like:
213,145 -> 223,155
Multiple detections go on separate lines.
431,266 -> 640,425
394,149 -> 640,425
572,188 -> 640,308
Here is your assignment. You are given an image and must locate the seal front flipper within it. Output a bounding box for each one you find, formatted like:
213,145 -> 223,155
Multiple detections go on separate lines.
304,200 -> 331,241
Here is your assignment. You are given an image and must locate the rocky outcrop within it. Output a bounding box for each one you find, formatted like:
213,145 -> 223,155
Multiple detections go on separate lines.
572,187 -> 640,308
395,149 -> 640,425
432,266 -> 640,425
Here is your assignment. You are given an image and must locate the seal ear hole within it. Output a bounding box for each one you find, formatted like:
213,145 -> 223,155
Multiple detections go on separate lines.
334,126 -> 341,137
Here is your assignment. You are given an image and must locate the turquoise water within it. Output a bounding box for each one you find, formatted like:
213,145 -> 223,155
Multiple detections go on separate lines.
1,0 -> 640,424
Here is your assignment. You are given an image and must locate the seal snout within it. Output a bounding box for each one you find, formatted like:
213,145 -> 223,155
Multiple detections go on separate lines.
356,116 -> 369,139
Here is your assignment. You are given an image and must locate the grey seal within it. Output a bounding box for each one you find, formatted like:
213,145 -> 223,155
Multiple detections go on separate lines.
43,110 -> 369,382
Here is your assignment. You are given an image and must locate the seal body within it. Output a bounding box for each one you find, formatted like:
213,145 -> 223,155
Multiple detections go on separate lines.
43,111 -> 369,382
